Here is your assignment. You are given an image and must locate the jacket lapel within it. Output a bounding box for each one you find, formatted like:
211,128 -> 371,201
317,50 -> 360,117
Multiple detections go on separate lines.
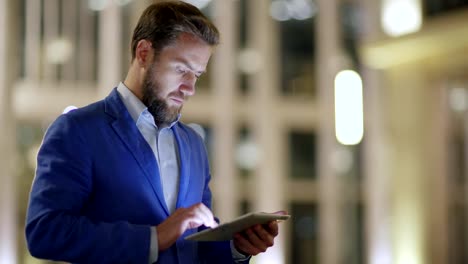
173,126 -> 191,208
104,89 -> 170,216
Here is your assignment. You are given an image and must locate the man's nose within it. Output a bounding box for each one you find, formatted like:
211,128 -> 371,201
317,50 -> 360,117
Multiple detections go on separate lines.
180,73 -> 196,96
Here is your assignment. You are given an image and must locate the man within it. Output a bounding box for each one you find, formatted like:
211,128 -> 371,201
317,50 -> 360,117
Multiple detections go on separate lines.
25,1 -> 282,263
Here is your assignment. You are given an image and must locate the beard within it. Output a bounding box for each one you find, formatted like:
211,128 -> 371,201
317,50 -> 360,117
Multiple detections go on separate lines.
141,65 -> 183,126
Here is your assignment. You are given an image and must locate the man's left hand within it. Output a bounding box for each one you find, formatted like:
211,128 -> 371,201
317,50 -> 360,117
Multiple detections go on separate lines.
233,220 -> 279,256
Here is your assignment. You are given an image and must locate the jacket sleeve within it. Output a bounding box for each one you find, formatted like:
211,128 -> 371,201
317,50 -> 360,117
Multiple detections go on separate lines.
25,114 -> 151,264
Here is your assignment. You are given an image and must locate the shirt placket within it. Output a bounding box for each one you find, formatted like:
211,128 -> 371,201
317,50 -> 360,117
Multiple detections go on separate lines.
157,128 -> 179,213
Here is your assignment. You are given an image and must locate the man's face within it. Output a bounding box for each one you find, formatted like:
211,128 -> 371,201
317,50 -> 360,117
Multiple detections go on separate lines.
142,33 -> 213,125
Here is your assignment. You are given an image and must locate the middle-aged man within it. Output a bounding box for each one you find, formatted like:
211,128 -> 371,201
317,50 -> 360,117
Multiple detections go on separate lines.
25,1 -> 284,263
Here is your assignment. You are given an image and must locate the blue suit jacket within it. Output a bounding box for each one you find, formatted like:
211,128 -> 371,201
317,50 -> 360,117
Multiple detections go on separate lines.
25,89 -> 240,264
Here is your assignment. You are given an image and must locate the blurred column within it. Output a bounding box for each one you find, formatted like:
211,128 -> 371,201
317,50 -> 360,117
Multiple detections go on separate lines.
0,0 -> 18,263
129,0 -> 151,30
78,1 -> 96,82
43,0 -> 59,81
61,0 -> 78,81
98,2 -> 122,95
249,0 -> 286,263
386,65 -> 429,264
316,0 -> 343,263
24,0 -> 41,81
465,106 -> 468,260
427,79 -> 450,264
211,0 -> 239,222
359,1 -> 393,264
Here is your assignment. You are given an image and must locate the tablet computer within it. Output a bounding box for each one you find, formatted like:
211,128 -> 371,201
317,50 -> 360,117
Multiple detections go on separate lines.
185,212 -> 290,241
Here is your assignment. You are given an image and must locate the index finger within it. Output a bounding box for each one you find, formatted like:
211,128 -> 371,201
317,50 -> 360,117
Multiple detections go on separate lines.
266,221 -> 279,236
191,203 -> 218,228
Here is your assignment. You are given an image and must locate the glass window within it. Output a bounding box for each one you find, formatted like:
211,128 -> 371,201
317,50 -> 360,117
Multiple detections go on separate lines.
17,122 -> 50,263
238,0 -> 249,94
202,124 -> 213,156
424,0 -> 468,17
289,130 -> 316,179
274,0 -> 317,97
121,2 -> 132,80
240,199 -> 251,215
20,0 -> 100,82
237,126 -> 255,179
449,203 -> 467,263
450,133 -> 466,185
447,86 -> 467,264
19,0 -> 26,79
290,202 -> 318,264
448,86 -> 467,185
346,145 -> 364,182
194,123 -> 213,159
340,1 -> 361,67
17,122 -> 48,164
342,203 -> 365,264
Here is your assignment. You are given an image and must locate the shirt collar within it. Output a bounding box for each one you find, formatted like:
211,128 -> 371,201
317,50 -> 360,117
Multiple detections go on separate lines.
116,82 -> 181,129
117,82 -> 146,123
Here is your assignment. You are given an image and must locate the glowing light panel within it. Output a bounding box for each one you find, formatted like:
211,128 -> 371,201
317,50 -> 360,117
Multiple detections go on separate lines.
46,38 -> 73,65
334,70 -> 364,145
270,0 -> 316,21
382,0 -> 422,37
183,0 -> 211,10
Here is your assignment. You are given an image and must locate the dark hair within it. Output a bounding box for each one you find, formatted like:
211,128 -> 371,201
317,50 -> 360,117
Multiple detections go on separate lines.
130,1 -> 220,61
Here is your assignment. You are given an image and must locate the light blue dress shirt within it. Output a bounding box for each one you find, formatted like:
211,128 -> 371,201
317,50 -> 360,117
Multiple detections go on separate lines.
116,83 -> 249,263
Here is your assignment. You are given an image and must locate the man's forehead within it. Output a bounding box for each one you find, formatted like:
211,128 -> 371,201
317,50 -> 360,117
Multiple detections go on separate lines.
163,34 -> 213,63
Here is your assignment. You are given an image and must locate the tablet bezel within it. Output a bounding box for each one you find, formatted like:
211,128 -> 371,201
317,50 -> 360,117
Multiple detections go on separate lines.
184,212 -> 290,241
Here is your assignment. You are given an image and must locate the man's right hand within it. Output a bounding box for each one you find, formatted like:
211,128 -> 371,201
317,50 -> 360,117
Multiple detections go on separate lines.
156,203 -> 218,251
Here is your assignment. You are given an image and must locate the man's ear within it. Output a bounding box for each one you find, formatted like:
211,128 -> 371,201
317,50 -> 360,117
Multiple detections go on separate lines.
135,39 -> 153,67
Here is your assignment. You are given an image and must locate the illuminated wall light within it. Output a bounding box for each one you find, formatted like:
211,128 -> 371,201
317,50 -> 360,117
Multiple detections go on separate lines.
270,0 -> 292,21
183,0 -> 212,10
334,70 -> 364,145
237,48 -> 263,74
270,0 -> 316,21
449,87 -> 467,112
331,147 -> 354,174
236,137 -> 260,170
46,38 -> 73,65
89,0 -> 132,10
88,0 -> 109,11
288,0 -> 317,20
382,0 -> 422,37
114,0 -> 133,6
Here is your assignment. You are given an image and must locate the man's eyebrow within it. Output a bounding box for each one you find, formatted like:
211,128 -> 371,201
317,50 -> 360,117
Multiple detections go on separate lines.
175,58 -> 205,74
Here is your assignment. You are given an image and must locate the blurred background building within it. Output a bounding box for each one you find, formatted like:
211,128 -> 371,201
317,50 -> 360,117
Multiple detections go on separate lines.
0,0 -> 467,263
